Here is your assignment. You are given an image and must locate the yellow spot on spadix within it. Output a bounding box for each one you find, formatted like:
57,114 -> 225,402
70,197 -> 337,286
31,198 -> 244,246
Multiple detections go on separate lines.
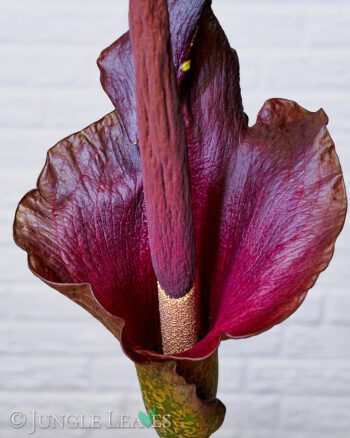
181,60 -> 191,72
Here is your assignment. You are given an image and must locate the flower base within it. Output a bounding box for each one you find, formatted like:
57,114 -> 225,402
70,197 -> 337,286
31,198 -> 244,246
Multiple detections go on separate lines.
135,350 -> 225,437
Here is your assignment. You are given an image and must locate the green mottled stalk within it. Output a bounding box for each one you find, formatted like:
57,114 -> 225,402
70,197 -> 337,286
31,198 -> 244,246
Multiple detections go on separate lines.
135,350 -> 225,437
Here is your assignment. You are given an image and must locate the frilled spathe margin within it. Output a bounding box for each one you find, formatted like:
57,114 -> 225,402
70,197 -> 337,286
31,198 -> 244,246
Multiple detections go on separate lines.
14,99 -> 347,362
14,1 -> 347,436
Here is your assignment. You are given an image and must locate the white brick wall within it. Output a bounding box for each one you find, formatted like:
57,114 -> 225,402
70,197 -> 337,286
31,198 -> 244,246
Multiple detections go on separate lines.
1,0 -> 349,437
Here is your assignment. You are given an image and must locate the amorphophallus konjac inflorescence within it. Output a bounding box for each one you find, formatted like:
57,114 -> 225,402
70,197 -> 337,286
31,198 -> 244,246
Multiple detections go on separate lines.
14,0 -> 347,436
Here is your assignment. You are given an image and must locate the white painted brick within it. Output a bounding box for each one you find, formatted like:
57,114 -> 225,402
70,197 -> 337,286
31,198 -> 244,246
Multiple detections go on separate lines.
283,326 -> 350,359
0,47 -> 96,89
281,396 -> 350,433
213,430 -> 276,438
325,290 -> 350,325
7,285 -> 93,322
215,2 -> 350,51
247,360 -> 350,396
0,321 -> 119,357
280,431 -> 347,438
260,50 -> 350,91
0,91 -> 46,129
0,291 -> 9,318
221,395 -> 280,432
90,357 -> 140,393
219,359 -> 244,393
214,4 -> 306,50
0,0 -> 128,47
0,356 -> 89,391
220,326 -> 282,358
305,9 -> 350,49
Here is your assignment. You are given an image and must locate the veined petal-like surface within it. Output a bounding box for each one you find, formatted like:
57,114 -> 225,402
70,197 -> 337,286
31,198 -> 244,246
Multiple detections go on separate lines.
14,2 -> 347,362
14,112 -> 162,355
174,98 -> 346,359
98,4 -> 346,359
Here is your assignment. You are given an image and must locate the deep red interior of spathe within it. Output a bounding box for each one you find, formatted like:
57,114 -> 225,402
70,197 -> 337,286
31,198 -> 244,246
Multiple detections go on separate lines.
14,0 -> 347,361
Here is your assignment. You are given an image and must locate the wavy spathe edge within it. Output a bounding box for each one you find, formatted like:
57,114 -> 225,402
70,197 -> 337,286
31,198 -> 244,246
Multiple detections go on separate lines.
13,98 -> 347,363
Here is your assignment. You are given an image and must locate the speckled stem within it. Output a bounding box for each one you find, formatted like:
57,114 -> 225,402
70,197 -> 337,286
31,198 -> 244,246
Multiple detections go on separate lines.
135,350 -> 226,437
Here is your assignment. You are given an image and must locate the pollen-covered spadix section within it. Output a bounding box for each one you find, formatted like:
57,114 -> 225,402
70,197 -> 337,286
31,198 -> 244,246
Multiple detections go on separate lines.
158,283 -> 199,354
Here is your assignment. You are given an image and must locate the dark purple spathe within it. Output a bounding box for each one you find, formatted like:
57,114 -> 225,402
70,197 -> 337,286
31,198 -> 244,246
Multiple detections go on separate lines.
14,0 -> 347,361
